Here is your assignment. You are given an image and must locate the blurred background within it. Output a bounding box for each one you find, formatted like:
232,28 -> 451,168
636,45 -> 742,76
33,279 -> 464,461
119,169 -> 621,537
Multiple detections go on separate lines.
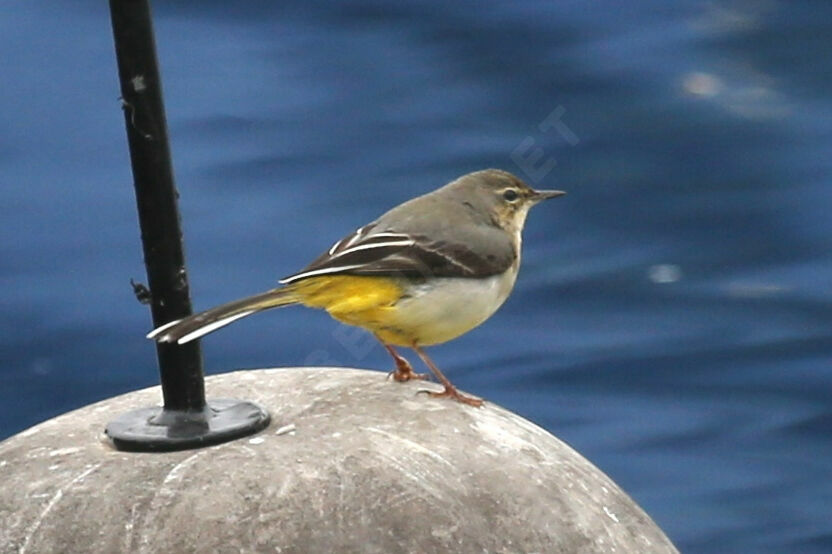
2,1 -> 831,552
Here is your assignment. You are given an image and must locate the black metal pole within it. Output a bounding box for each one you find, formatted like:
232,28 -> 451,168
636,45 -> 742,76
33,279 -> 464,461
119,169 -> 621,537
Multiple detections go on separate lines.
109,0 -> 204,412
105,0 -> 269,451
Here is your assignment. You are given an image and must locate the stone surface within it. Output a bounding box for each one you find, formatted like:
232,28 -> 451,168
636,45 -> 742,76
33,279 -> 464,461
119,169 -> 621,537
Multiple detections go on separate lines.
0,368 -> 678,553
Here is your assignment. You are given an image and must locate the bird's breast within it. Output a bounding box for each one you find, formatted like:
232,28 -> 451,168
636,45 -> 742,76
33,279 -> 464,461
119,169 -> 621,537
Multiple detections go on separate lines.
379,269 -> 519,346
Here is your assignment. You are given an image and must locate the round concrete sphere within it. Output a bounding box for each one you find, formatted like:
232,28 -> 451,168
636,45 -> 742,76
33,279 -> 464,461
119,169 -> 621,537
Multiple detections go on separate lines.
0,368 -> 678,553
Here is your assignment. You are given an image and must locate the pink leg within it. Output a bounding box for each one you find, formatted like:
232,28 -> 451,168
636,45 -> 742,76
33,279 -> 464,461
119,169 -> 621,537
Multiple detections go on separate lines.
411,344 -> 483,407
376,338 -> 428,382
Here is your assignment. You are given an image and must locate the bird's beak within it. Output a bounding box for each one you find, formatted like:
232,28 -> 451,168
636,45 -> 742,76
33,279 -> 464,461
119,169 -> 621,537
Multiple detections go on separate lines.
531,189 -> 566,202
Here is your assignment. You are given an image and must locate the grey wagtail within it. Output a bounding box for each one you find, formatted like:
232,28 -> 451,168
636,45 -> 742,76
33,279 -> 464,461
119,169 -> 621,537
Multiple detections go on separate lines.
147,169 -> 565,406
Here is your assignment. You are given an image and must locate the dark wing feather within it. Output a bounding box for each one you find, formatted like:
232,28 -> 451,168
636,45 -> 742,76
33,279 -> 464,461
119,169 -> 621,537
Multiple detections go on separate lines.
280,226 -> 515,284
346,235 -> 513,278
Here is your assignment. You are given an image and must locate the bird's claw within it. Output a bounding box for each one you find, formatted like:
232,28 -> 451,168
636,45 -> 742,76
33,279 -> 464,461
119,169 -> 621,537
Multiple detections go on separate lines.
416,386 -> 484,407
387,368 -> 429,382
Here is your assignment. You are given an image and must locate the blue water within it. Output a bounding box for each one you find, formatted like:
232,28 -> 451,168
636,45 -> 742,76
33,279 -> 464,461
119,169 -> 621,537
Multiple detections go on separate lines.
2,1 -> 831,551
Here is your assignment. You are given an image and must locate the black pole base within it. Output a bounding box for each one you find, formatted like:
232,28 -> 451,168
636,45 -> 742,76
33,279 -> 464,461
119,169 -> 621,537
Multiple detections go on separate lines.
105,399 -> 271,453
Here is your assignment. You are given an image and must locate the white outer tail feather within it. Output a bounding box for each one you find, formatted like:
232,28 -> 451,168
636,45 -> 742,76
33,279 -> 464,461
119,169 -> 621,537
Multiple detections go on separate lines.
146,318 -> 184,340
146,310 -> 255,344
175,310 -> 256,344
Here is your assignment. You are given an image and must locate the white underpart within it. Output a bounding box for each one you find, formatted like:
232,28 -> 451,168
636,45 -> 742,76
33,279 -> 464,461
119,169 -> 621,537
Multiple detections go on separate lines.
146,318 -> 184,339
392,270 -> 518,345
175,311 -> 256,344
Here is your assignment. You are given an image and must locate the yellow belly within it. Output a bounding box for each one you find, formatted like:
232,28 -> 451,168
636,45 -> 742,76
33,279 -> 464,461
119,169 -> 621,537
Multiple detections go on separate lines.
287,272 -> 516,347
288,275 -> 408,341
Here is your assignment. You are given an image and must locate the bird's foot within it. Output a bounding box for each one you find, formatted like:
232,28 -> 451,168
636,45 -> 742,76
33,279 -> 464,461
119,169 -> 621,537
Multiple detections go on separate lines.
387,359 -> 429,383
417,386 -> 483,407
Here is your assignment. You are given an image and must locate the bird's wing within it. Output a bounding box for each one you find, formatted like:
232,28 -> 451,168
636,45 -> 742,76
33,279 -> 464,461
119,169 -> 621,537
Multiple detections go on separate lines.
279,222 -> 515,284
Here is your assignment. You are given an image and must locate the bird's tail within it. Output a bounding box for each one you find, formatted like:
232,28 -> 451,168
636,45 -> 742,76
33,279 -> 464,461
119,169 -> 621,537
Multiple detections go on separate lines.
146,287 -> 298,345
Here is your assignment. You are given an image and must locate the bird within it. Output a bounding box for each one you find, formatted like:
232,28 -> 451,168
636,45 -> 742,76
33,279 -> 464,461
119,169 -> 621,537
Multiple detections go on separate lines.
147,169 -> 565,406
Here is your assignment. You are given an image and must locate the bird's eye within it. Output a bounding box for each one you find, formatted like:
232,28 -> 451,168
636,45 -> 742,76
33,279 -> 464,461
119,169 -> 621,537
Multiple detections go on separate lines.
502,189 -> 519,202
